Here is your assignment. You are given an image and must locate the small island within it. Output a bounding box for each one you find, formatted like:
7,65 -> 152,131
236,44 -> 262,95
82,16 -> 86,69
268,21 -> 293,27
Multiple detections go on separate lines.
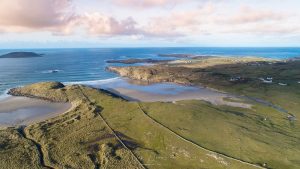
0,52 -> 43,58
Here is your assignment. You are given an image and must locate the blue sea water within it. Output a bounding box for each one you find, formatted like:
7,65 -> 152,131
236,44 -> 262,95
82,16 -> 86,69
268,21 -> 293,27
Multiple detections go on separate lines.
0,47 -> 300,96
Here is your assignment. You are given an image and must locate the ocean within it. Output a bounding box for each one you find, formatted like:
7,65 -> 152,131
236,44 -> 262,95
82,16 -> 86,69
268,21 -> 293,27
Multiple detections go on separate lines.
0,47 -> 300,97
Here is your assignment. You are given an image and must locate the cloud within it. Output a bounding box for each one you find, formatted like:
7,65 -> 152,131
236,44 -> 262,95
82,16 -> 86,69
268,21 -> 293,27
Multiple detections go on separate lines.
112,0 -> 184,9
223,6 -> 286,24
0,0 -> 182,37
81,12 -> 183,38
140,3 -> 214,36
0,0 -> 77,34
79,1 -> 299,38
212,6 -> 298,35
220,24 -> 300,35
0,0 -> 299,40
81,13 -> 141,36
140,3 -> 297,37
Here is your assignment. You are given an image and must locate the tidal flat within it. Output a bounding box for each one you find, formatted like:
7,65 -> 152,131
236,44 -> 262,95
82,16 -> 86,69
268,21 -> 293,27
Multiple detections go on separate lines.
0,96 -> 71,127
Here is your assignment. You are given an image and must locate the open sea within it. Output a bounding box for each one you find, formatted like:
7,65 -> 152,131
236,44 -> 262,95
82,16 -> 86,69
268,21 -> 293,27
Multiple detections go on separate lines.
1,47 -> 300,97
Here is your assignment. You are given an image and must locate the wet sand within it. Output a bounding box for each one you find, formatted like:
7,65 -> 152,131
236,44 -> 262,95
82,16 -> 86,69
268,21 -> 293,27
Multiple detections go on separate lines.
0,96 -> 71,127
73,78 -> 252,108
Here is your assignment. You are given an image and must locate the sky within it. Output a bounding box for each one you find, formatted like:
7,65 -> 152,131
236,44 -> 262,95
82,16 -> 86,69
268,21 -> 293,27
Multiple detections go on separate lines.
0,0 -> 300,48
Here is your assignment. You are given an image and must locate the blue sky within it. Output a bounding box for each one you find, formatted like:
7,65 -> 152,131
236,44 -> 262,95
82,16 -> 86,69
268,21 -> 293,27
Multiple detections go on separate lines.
0,0 -> 300,48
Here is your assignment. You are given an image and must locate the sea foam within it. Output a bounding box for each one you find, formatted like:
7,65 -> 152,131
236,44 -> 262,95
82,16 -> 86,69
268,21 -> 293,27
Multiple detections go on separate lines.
64,77 -> 120,86
41,69 -> 63,74
0,88 -> 11,101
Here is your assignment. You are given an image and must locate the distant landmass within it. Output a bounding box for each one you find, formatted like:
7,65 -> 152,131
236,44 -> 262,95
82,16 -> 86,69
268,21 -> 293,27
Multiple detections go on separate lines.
0,52 -> 43,58
158,53 -> 214,59
106,58 -> 172,64
158,53 -> 198,58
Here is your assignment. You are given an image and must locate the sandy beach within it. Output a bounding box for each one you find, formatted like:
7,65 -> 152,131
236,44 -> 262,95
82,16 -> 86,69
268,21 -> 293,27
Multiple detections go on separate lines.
0,96 -> 71,127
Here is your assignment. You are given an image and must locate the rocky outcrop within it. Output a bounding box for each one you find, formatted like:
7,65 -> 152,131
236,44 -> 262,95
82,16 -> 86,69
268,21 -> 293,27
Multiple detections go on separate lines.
108,66 -> 157,81
107,66 -> 193,85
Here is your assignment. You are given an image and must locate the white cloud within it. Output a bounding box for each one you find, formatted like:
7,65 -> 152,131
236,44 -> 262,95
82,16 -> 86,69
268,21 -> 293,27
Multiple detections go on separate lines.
81,13 -> 140,36
111,0 -> 184,9
0,0 -> 77,34
0,0 -> 299,43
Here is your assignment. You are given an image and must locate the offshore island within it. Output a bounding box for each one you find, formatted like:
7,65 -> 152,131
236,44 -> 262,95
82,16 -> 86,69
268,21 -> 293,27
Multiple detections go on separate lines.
0,52 -> 43,58
0,55 -> 300,169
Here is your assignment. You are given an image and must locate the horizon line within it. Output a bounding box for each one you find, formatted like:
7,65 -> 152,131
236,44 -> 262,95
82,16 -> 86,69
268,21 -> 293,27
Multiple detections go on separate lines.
1,46 -> 300,50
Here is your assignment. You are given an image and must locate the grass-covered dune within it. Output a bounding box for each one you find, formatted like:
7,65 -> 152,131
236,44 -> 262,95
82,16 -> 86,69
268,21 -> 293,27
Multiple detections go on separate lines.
7,82 -> 143,169
1,81 -> 299,168
0,128 -> 42,168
